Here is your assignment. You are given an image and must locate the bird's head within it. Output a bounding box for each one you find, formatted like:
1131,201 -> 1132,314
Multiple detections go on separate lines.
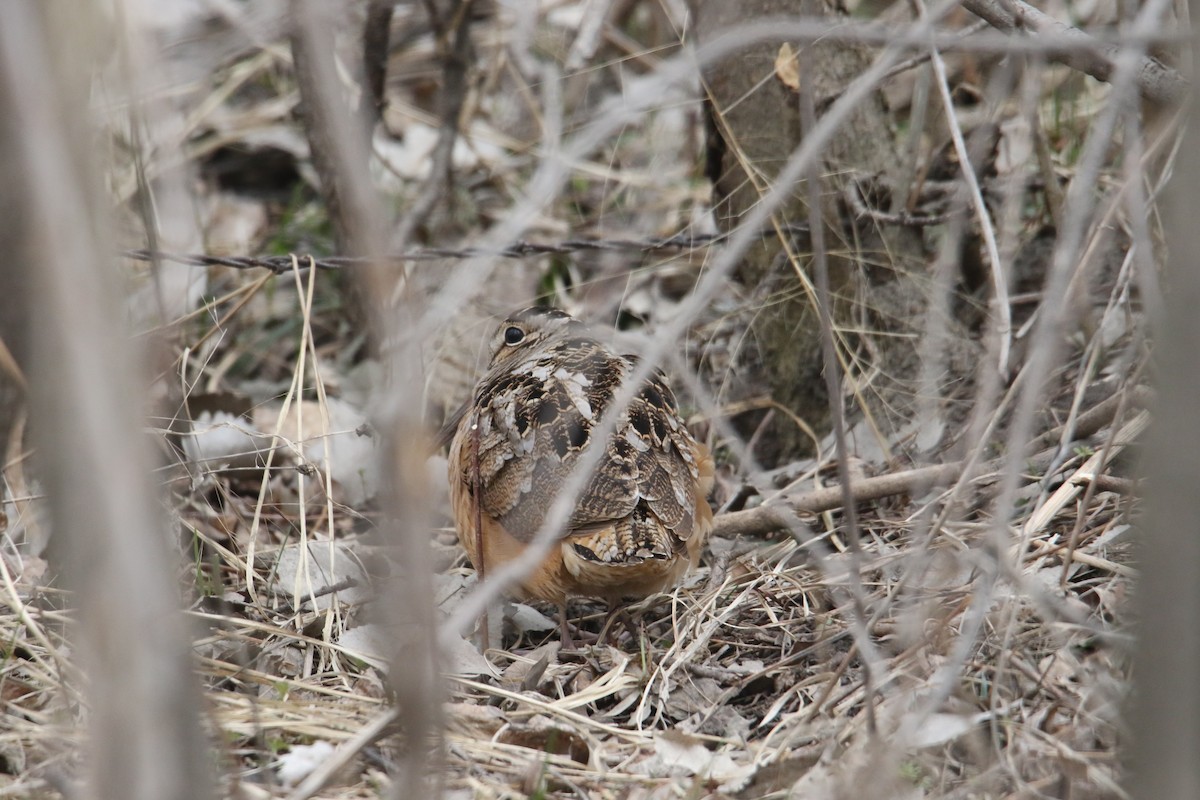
486,306 -> 588,368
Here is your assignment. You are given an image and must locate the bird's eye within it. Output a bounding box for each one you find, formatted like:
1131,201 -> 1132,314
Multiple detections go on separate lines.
503,326 -> 525,345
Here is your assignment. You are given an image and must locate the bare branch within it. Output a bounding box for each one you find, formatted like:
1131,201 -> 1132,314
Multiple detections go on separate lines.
713,386 -> 1151,540
963,0 -> 1187,106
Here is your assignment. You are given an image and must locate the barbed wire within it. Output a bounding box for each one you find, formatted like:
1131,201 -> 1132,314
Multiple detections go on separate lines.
121,229 -> 806,275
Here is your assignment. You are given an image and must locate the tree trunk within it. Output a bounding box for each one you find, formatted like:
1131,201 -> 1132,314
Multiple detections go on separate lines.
690,0 -> 958,464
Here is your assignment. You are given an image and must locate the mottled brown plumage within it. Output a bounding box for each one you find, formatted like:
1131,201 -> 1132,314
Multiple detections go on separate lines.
447,306 -> 713,620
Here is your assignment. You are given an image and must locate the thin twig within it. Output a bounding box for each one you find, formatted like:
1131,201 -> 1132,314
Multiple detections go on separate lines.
798,44 -> 878,737
922,0 -> 1012,375
392,0 -> 478,250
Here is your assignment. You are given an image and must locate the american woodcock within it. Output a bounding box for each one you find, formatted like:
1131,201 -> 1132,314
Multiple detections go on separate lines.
447,306 -> 713,641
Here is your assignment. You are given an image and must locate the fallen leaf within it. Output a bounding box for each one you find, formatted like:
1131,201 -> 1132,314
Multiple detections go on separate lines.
339,622 -> 391,671
273,540 -> 369,611
496,715 -> 590,764
506,602 -> 557,633
501,641 -> 560,691
775,43 -> 801,92
911,712 -> 986,748
445,702 -> 506,738
442,633 -> 501,678
276,740 -> 335,787
633,730 -> 749,783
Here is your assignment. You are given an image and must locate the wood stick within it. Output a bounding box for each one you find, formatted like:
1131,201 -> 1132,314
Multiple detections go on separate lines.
712,386 -> 1150,539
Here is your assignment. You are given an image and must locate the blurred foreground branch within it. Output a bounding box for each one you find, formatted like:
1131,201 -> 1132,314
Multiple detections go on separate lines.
290,1 -> 442,797
0,3 -> 212,799
1129,14 -> 1200,790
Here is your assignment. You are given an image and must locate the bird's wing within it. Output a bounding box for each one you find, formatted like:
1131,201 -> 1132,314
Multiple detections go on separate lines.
464,338 -> 703,550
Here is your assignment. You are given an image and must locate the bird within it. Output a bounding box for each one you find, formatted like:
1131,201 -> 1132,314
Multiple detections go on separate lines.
447,306 -> 713,645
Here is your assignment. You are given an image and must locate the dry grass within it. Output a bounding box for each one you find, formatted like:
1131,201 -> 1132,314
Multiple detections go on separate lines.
0,0 -> 1171,797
